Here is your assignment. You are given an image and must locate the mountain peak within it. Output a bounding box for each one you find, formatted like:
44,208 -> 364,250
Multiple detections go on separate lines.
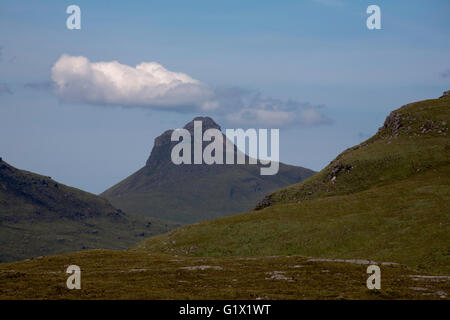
146,116 -> 222,167
103,114 -> 315,223
183,116 -> 221,132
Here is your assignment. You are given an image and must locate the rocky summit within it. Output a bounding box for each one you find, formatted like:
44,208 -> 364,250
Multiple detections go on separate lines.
101,117 -> 315,223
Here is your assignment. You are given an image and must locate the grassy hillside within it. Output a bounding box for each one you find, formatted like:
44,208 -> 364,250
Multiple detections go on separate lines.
103,163 -> 313,223
0,160 -> 178,262
134,95 -> 450,274
102,117 -> 315,223
257,96 -> 450,207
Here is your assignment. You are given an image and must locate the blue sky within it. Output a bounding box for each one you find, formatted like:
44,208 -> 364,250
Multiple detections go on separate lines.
0,0 -> 449,193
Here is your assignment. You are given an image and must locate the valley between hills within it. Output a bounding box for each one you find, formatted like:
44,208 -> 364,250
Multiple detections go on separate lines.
0,93 -> 449,299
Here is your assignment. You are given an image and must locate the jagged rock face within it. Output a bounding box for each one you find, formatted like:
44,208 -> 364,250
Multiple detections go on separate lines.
145,129 -> 175,170
183,116 -> 221,133
254,195 -> 273,210
382,112 -> 403,135
145,117 -> 222,169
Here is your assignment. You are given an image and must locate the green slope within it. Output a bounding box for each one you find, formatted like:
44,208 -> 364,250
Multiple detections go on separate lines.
134,95 -> 450,274
0,160 -> 178,263
102,163 -> 313,223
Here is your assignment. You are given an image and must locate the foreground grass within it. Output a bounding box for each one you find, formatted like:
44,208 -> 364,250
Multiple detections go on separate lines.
0,250 -> 448,300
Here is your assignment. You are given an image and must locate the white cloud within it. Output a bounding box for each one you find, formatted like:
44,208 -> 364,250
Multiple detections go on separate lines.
214,88 -> 331,127
51,54 -> 215,111
223,105 -> 330,127
50,54 -> 331,128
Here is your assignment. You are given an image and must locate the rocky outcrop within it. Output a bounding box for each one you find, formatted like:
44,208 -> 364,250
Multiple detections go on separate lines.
254,195 -> 273,210
183,116 -> 221,134
328,163 -> 352,181
145,117 -> 222,169
380,111 -> 403,136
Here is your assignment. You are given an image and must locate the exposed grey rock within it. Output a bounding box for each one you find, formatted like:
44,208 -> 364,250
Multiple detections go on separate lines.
328,163 -> 352,180
254,195 -> 273,210
381,111 -> 403,135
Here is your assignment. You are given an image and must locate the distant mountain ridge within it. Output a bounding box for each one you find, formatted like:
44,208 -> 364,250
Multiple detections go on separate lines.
0,159 -> 177,263
101,117 -> 316,223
